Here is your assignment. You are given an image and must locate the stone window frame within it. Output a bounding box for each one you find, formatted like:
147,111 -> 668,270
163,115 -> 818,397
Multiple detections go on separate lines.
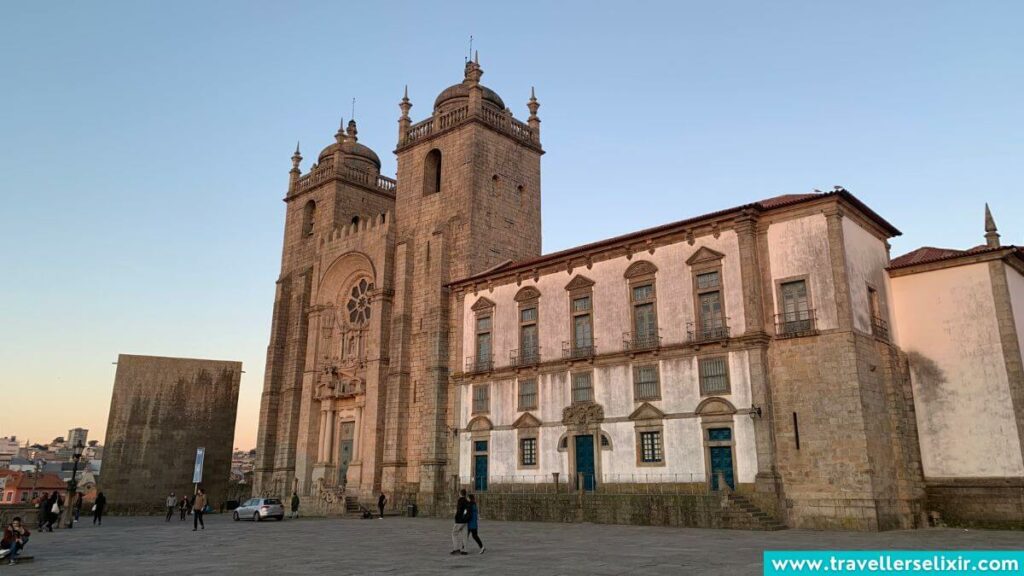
558,430 -> 612,452
565,276 -> 596,355
698,355 -> 731,396
629,402 -> 667,468
570,370 -> 594,404
624,260 -> 660,347
519,437 -> 538,467
686,247 -> 727,330
471,297 -> 495,370
515,286 -> 542,365
774,274 -> 816,334
632,362 -> 662,402
512,412 -> 541,470
517,378 -> 538,411
471,383 -> 490,415
637,429 -> 665,466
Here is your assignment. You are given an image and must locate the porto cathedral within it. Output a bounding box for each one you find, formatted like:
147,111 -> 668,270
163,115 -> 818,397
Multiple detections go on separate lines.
254,57 -> 1024,530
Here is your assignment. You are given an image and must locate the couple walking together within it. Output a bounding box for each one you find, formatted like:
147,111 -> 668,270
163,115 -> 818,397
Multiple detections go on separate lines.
450,489 -> 485,555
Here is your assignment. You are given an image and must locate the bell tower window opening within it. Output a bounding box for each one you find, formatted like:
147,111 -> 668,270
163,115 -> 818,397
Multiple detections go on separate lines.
423,149 -> 442,195
302,200 -> 317,236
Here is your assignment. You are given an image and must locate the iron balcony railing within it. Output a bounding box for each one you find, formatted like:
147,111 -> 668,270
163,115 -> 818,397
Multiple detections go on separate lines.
623,332 -> 662,352
686,320 -> 731,344
562,340 -> 597,360
775,309 -> 817,338
464,355 -> 494,374
510,346 -> 541,367
871,316 -> 890,341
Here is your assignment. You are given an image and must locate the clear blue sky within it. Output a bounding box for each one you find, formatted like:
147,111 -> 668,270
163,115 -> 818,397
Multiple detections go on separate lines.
2,1 -> 1021,449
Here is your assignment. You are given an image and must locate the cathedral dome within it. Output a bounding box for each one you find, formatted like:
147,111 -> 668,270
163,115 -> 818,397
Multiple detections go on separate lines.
433,82 -> 505,111
317,141 -> 382,171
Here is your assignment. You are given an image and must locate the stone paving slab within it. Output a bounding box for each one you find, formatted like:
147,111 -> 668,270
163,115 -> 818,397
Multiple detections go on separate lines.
7,514 -> 1022,575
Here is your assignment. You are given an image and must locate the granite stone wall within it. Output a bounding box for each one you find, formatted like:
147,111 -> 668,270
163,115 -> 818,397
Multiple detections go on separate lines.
101,354 -> 241,513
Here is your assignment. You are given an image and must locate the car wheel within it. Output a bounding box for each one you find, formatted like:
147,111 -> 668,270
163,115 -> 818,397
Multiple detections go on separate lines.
254,512 -> 261,522
232,512 -> 239,521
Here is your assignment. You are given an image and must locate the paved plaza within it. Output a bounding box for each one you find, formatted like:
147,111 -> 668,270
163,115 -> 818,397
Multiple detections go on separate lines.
10,514 -> 1022,575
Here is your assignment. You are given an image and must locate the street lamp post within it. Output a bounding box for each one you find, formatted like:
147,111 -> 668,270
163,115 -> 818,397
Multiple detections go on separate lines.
64,441 -> 84,529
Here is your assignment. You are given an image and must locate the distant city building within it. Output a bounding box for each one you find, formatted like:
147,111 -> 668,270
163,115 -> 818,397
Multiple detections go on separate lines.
67,428 -> 88,449
0,470 -> 65,505
0,437 -> 19,458
101,354 -> 241,512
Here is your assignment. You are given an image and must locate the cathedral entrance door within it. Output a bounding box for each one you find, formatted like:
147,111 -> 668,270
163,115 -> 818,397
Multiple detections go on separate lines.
338,422 -> 354,486
574,435 -> 596,491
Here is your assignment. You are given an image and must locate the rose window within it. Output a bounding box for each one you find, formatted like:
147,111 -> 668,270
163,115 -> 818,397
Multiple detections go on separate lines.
346,278 -> 374,325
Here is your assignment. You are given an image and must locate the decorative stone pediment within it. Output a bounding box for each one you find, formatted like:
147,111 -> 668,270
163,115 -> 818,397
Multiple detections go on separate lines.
467,415 -> 493,432
695,397 -> 737,416
628,402 -> 665,422
564,275 -> 595,292
512,412 -> 542,429
562,402 -> 604,426
514,286 -> 542,302
471,296 -> 496,311
624,260 -> 658,279
686,246 -> 726,266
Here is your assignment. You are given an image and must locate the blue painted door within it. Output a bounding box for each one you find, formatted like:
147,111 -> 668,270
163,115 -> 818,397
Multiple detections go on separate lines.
574,435 -> 596,491
708,427 -> 734,490
473,455 -> 488,491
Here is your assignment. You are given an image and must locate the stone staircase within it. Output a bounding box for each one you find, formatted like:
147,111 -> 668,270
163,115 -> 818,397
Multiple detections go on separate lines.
345,496 -> 361,515
723,494 -> 787,530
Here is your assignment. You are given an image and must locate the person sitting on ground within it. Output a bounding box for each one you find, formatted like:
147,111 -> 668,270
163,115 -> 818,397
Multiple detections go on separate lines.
0,517 -> 30,565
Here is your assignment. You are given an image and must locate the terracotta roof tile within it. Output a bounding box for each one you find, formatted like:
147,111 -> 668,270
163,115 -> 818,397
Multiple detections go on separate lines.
888,244 -> 1019,270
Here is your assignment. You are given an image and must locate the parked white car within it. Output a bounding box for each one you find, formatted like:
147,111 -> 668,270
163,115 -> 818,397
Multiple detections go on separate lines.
233,498 -> 285,522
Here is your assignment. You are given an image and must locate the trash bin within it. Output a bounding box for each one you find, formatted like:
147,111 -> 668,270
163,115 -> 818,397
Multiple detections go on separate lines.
406,503 -> 418,517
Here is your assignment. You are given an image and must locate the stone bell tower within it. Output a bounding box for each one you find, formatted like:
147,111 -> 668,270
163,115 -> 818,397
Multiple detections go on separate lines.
380,55 -> 544,508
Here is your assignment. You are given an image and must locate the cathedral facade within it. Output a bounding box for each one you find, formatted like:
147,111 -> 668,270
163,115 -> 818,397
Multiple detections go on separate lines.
255,60 -> 1024,529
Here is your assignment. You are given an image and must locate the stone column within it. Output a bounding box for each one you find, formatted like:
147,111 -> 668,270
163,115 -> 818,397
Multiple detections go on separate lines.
825,205 -> 853,332
317,411 -> 327,462
325,409 -> 336,463
733,210 -> 764,335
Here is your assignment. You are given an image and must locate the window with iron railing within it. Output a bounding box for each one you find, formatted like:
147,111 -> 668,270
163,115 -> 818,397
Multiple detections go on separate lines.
571,372 -> 593,404
520,438 -> 537,466
475,315 -> 492,369
571,295 -> 593,352
518,379 -> 538,411
640,431 -> 663,463
519,305 -> 539,364
472,384 -> 489,414
699,356 -> 730,395
633,364 -> 660,401
871,316 -> 890,340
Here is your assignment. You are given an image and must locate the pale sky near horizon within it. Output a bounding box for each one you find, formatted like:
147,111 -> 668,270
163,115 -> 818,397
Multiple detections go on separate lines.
2,1 -> 1022,450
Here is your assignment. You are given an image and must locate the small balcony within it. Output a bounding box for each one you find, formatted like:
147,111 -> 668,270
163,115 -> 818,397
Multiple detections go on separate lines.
464,355 -> 494,374
871,316 -> 890,341
623,332 -> 662,352
510,346 -> 541,368
687,321 -> 731,344
775,310 -> 817,338
562,340 -> 597,360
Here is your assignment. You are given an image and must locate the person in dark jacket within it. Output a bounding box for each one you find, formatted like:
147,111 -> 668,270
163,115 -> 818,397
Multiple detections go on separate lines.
93,492 -> 106,525
450,489 -> 469,555
44,492 -> 61,532
0,517 -> 30,564
377,493 -> 387,519
467,494 -> 485,554
290,492 -> 300,519
179,496 -> 189,521
36,492 -> 49,530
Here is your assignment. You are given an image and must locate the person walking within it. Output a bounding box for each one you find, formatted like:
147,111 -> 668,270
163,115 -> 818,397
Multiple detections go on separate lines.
290,492 -> 300,519
449,489 -> 469,555
377,493 -> 387,519
467,494 -> 485,554
73,492 -> 83,523
36,492 -> 49,530
93,492 -> 106,525
165,492 -> 178,522
179,496 -> 189,521
44,492 -> 60,532
192,488 -> 207,531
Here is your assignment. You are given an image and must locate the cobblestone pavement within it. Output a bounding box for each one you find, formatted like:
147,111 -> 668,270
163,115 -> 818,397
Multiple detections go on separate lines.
7,514 -> 1021,575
